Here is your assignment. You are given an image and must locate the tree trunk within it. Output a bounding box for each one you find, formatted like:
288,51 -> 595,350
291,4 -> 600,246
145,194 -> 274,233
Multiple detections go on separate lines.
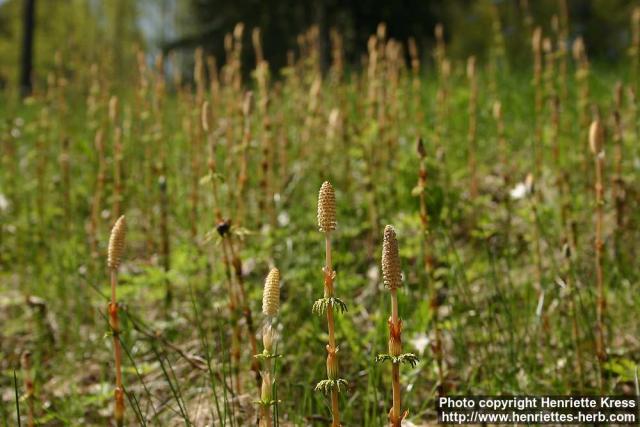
19,0 -> 36,97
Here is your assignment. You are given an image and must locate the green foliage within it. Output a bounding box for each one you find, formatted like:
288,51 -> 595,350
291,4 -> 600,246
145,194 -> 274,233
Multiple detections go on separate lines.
375,353 -> 420,368
312,297 -> 348,315
0,0 -> 143,91
255,351 -> 283,361
315,378 -> 348,394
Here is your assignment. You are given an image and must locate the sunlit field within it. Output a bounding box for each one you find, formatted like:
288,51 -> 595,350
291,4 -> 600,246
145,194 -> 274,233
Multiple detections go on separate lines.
1,2 -> 640,426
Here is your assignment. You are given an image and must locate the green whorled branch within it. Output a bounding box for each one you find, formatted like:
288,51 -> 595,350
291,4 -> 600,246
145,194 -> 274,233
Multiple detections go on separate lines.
312,296 -> 348,315
315,378 -> 348,393
375,353 -> 419,367
254,398 -> 280,407
254,351 -> 283,361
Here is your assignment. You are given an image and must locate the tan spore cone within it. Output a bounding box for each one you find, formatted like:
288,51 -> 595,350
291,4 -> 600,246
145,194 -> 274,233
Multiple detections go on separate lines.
262,267 -> 281,317
382,225 -> 402,290
589,119 -> 604,155
318,181 -> 337,233
108,216 -> 126,270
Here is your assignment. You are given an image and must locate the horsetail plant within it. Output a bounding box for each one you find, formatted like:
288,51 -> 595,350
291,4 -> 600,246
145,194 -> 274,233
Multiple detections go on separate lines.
523,173 -> 544,307
376,226 -> 418,427
434,24 -> 450,159
203,101 -> 260,392
487,2 -> 505,98
466,56 -> 478,199
313,181 -> 347,427
407,38 -> 424,134
611,90 -> 625,257
574,38 -> 591,187
108,215 -> 126,426
560,242 -> 584,390
255,268 -> 282,427
415,138 -> 431,274
492,101 -> 513,243
60,137 -> 71,230
531,27 -> 543,176
227,235 -> 262,389
189,54 -> 204,240
631,8 -> 640,92
35,108 -> 50,231
492,100 -> 509,185
557,0 -> 570,103
414,138 -> 444,392
542,37 -> 555,112
589,119 -> 607,391
21,351 -> 34,427
550,94 -> 574,251
236,91 -> 253,227
90,128 -> 106,260
109,96 -> 123,221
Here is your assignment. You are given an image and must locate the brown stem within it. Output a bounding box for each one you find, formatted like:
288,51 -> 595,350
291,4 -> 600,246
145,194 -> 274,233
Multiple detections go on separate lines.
391,289 -> 402,426
258,322 -> 274,427
90,129 -> 105,259
258,97 -> 272,228
60,137 -> 71,229
159,176 -> 171,305
330,389 -> 340,427
21,352 -> 34,427
227,237 -> 261,388
389,289 -> 402,427
190,110 -> 201,240
569,292 -> 584,390
431,296 -> 444,395
112,126 -> 123,221
433,308 -> 446,395
612,112 -> 624,258
533,43 -> 543,176
324,233 -> 341,427
277,115 -> 288,195
327,305 -> 336,351
219,238 -> 241,395
530,198 -> 543,299
468,66 -> 477,199
207,145 -> 244,396
494,104 -> 512,246
390,364 -> 401,427
594,153 -> 606,391
577,60 -> 591,191
236,93 -> 252,226
551,96 -> 576,252
417,150 -> 431,273
232,325 -> 242,395
259,405 -> 273,427
110,269 -> 124,426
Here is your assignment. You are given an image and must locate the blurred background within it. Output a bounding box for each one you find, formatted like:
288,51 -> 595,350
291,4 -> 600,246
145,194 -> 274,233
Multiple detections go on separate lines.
0,0 -> 638,94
